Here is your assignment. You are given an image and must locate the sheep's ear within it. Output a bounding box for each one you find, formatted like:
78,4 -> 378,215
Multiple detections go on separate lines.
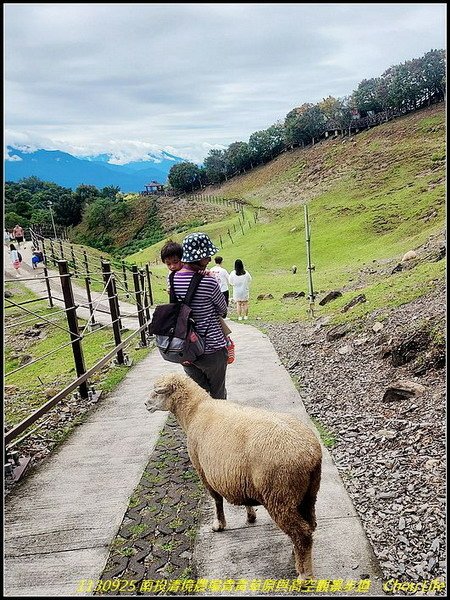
154,382 -> 174,395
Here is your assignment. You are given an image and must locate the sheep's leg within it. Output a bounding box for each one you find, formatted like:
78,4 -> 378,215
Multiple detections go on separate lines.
246,506 -> 256,523
209,488 -> 226,531
203,483 -> 226,531
193,465 -> 226,531
298,464 -> 321,530
267,505 -> 314,578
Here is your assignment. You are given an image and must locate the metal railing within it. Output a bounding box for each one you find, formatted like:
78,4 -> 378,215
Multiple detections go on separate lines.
4,258 -> 154,455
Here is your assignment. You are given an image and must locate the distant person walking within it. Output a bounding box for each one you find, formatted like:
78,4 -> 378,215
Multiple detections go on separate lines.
229,259 -> 252,320
210,256 -> 230,306
9,243 -> 22,277
4,229 -> 11,245
12,224 -> 25,249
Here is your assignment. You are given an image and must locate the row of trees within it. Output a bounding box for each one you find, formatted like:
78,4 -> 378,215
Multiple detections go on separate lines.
4,176 -> 122,231
4,177 -> 164,254
168,49 -> 445,192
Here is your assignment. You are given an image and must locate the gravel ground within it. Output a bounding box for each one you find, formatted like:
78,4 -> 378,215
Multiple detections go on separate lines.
263,282 -> 446,589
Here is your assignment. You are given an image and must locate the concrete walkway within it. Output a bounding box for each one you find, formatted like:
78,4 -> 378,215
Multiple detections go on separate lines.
4,243 -> 384,596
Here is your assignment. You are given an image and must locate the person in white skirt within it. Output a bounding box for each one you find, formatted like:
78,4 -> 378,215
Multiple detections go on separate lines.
229,259 -> 252,320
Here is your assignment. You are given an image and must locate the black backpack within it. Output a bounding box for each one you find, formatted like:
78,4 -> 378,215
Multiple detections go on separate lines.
149,272 -> 206,365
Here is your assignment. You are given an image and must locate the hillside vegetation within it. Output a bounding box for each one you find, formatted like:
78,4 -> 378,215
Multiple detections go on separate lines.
126,103 -> 445,323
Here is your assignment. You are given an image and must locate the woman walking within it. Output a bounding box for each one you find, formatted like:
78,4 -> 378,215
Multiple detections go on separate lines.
9,243 -> 22,277
172,232 -> 229,399
229,259 -> 252,320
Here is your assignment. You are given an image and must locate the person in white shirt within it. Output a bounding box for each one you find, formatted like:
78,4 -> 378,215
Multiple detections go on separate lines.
210,256 -> 230,306
229,259 -> 252,320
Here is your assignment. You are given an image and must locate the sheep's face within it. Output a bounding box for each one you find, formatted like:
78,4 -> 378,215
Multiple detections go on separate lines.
145,374 -> 181,413
146,385 -> 171,413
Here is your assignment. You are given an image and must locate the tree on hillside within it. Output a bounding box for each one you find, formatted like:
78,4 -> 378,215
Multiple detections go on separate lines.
226,141 -> 252,175
5,211 -> 28,229
331,97 -> 354,134
419,49 -> 446,103
168,162 -> 202,193
284,105 -> 310,148
28,209 -> 53,227
317,96 -> 343,121
266,122 -> 286,157
204,150 -> 229,184
53,193 -> 85,226
351,79 -> 384,114
248,126 -> 284,164
198,166 -> 209,187
101,185 -> 121,200
5,178 -> 74,228
284,103 -> 325,147
73,184 -> 101,205
83,198 -> 114,230
17,176 -> 47,194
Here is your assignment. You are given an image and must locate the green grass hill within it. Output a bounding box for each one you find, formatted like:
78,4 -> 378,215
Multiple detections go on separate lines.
124,103 -> 445,324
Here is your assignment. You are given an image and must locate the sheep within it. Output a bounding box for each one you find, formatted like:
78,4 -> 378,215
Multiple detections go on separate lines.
145,372 -> 322,578
401,250 -> 417,262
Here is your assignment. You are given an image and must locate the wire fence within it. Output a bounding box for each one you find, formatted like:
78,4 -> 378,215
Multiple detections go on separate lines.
145,196 -> 263,266
29,229 -> 154,308
4,254 -> 154,459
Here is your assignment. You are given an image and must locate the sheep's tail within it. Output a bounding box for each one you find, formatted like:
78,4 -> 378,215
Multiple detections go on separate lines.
298,461 -> 321,531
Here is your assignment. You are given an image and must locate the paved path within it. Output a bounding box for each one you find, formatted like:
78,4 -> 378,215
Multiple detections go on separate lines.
4,243 -> 141,330
4,243 -> 384,596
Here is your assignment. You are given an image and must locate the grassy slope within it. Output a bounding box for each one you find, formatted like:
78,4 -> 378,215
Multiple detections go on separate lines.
129,104 -> 445,323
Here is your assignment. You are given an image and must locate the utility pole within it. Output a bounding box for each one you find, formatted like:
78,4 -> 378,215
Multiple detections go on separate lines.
48,201 -> 57,239
304,205 -> 315,318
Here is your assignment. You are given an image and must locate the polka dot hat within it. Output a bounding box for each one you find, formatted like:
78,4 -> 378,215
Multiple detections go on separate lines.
181,232 -> 219,263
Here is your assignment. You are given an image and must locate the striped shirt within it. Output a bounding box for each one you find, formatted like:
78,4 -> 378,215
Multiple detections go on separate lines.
171,270 -> 227,353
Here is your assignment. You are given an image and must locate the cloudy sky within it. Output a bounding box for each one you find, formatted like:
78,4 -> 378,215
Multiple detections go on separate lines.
4,3 -> 446,164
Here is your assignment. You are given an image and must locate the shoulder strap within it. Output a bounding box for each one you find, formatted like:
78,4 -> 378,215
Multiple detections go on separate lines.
169,271 -> 203,306
184,272 -> 203,306
168,271 -> 177,303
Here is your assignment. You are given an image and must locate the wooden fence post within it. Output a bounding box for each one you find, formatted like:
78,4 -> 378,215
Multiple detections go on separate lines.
83,251 -> 90,276
122,261 -> 130,298
43,266 -> 54,308
132,265 -> 147,347
58,260 -> 89,399
83,271 -> 97,328
82,249 -> 98,327
102,261 -> 124,364
145,264 -> 154,306
70,244 -> 78,275
50,239 -> 57,266
140,269 -> 151,328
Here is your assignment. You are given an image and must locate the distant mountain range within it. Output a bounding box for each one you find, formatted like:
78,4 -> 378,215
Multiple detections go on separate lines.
4,147 -> 187,191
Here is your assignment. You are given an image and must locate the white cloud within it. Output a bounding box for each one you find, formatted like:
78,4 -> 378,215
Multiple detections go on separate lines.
4,3 -> 446,163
